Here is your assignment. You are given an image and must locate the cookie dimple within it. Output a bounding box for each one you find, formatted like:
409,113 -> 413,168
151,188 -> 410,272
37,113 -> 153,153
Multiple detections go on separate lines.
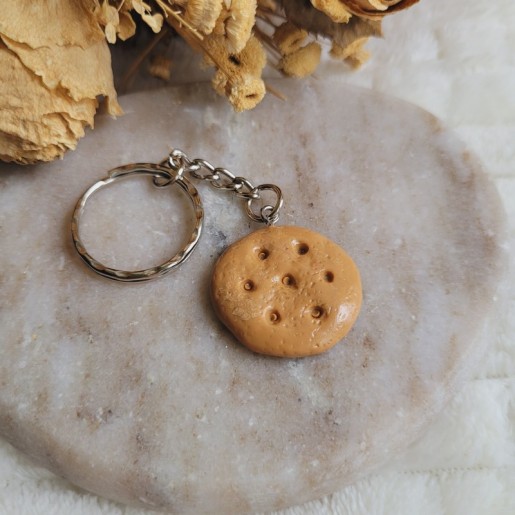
211,225 -> 362,358
282,274 -> 296,287
324,271 -> 334,283
257,248 -> 269,260
268,310 -> 281,324
311,306 -> 324,319
295,242 -> 309,255
243,280 -> 254,291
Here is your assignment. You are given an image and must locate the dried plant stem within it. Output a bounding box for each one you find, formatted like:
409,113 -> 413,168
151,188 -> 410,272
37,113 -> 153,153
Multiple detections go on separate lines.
163,7 -> 236,82
254,27 -> 282,59
265,82 -> 287,101
119,26 -> 168,92
155,0 -> 204,41
255,11 -> 279,29
256,6 -> 285,22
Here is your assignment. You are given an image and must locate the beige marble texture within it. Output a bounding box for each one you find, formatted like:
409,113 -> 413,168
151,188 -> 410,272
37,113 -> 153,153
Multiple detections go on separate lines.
0,81 -> 508,514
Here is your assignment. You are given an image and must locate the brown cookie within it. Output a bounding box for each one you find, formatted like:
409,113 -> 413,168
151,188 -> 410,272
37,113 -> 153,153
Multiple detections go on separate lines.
211,225 -> 362,357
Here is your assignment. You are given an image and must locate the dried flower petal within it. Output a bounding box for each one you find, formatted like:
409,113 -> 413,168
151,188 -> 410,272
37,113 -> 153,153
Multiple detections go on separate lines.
142,11 -> 164,32
279,41 -> 321,77
95,2 -> 120,42
336,0 -> 418,19
117,10 -> 137,41
1,36 -> 121,115
0,0 -> 104,49
0,41 -> 97,164
185,0 -> 224,35
215,0 -> 257,54
94,1 -> 138,43
131,0 -> 153,16
0,0 -> 121,164
105,23 -> 117,43
367,0 -> 388,10
310,0 -> 352,23
281,0 -> 382,49
102,2 -> 119,26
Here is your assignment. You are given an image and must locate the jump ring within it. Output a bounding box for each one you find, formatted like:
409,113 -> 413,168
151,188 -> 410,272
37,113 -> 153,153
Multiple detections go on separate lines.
245,184 -> 283,225
153,163 -> 184,188
168,149 -> 187,170
72,163 -> 204,282
261,205 -> 280,226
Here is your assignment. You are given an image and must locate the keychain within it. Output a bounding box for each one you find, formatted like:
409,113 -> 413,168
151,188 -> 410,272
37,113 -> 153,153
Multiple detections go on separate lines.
72,149 -> 362,358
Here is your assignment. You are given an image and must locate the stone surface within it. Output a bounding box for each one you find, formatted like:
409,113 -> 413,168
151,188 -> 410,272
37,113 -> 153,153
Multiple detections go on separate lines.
0,81 -> 507,514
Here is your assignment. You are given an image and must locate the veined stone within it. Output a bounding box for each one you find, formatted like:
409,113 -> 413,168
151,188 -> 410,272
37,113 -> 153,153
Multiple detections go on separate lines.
0,81 -> 507,514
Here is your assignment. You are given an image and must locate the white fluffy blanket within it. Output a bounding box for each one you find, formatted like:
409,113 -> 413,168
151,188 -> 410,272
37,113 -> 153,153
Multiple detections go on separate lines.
1,0 -> 514,513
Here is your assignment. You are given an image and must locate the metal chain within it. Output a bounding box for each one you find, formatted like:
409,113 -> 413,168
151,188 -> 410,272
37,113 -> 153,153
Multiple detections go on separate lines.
156,149 -> 283,226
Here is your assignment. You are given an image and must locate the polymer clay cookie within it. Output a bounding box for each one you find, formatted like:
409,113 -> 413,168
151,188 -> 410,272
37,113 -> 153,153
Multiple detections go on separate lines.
211,226 -> 362,357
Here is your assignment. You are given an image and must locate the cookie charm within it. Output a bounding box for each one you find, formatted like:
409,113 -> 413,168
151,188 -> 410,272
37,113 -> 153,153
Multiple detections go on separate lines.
211,226 -> 362,357
72,149 -> 362,358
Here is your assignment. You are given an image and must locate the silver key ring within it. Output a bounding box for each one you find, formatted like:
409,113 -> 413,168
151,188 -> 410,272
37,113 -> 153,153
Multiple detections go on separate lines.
71,163 -> 204,282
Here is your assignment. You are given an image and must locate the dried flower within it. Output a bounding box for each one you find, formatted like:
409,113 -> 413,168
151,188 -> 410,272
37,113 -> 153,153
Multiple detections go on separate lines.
204,34 -> 267,111
142,11 -> 165,32
0,0 -> 421,164
118,10 -> 138,40
85,0 -> 164,46
280,0 -> 382,51
148,54 -> 173,80
0,0 -> 121,164
310,0 -> 352,23
125,0 -> 164,34
0,42 -> 91,164
272,22 -> 308,56
95,1 -> 120,43
216,73 -> 266,112
214,0 -> 258,54
330,36 -> 370,68
185,0 -> 224,35
279,41 -> 322,77
339,0 -> 419,19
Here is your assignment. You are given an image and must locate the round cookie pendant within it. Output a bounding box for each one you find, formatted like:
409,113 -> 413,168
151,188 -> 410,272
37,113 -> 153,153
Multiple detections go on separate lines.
211,226 -> 362,358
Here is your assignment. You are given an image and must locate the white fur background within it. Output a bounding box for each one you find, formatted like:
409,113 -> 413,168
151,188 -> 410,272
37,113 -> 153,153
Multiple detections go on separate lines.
1,0 -> 514,513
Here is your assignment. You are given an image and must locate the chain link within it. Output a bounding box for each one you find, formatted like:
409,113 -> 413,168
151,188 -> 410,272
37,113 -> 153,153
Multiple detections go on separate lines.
162,149 -> 283,226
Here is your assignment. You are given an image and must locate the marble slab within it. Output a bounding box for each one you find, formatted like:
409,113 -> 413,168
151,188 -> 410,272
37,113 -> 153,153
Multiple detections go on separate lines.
0,81 -> 508,514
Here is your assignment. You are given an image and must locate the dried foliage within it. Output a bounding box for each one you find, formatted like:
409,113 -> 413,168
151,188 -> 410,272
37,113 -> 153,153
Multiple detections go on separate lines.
0,1 -> 121,164
0,0 -> 419,164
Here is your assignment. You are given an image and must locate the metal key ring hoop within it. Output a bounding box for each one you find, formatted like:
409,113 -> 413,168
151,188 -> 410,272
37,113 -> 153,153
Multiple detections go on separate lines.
71,163 -> 204,282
